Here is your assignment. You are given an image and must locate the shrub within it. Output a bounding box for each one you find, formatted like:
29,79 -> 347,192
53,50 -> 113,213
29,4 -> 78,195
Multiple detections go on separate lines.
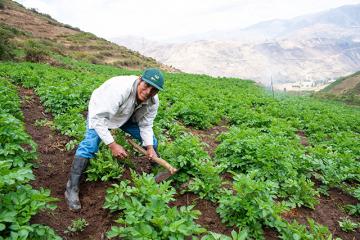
63,24 -> 80,31
0,29 -> 15,60
24,40 -> 50,62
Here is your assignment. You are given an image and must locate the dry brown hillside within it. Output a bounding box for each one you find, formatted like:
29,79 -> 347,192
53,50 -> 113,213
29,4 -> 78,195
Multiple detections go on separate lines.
0,0 -> 176,71
326,73 -> 360,95
315,71 -> 360,105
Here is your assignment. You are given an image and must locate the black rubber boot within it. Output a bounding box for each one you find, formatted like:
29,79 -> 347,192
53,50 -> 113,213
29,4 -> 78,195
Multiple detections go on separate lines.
65,156 -> 89,211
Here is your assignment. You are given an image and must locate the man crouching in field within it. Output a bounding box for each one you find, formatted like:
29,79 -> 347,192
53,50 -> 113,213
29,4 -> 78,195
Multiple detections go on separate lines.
65,68 -> 164,211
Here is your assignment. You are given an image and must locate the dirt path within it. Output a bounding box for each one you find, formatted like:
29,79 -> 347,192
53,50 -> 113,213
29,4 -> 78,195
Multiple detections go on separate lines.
19,87 -> 113,240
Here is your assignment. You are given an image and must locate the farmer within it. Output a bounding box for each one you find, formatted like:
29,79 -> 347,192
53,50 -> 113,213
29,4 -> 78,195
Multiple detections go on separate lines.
65,68 -> 164,211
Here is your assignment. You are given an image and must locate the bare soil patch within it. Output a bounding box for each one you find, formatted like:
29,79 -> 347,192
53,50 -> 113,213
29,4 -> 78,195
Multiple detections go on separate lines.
282,188 -> 360,240
0,4 -> 76,39
296,130 -> 310,147
189,120 -> 228,157
169,192 -> 234,235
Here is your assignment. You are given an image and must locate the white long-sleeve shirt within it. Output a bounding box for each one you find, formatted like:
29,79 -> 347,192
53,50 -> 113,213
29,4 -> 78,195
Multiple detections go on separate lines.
88,75 -> 159,146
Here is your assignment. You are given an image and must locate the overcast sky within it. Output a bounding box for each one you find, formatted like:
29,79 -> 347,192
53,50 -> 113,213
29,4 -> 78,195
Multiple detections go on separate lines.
15,0 -> 360,42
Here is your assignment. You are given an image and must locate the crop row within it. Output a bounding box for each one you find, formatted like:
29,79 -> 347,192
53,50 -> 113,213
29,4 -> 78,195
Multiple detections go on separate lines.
0,78 -> 60,239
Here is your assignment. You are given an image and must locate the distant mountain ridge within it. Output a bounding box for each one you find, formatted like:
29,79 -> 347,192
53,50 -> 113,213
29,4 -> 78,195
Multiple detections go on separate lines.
229,4 -> 360,42
112,4 -> 360,86
160,3 -> 360,43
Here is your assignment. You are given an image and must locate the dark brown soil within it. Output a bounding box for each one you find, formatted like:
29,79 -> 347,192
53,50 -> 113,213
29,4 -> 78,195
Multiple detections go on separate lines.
169,192 -> 234,235
296,130 -> 309,147
189,120 -> 228,157
282,188 -> 360,240
169,193 -> 278,239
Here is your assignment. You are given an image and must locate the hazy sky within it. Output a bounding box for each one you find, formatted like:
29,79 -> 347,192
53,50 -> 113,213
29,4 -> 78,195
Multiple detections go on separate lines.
16,0 -> 360,41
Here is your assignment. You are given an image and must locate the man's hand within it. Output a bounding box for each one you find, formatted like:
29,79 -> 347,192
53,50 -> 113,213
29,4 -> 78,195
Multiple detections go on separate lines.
146,145 -> 157,160
108,142 -> 128,159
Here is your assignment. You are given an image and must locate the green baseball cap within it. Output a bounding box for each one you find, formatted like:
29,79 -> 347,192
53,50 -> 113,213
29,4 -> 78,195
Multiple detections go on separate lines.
141,68 -> 164,91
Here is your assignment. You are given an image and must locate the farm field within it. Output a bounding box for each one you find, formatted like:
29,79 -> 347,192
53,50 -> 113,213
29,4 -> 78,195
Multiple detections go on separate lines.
0,61 -> 359,239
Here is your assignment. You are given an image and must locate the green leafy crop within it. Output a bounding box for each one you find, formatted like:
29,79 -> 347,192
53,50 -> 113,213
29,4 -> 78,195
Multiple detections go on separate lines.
104,171 -> 206,239
64,218 -> 88,234
216,174 -> 279,239
0,79 -> 60,239
86,147 -> 124,182
338,217 -> 359,232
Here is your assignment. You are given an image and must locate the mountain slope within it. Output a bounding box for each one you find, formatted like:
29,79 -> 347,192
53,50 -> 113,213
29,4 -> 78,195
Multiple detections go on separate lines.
314,71 -> 360,105
323,71 -> 360,94
113,37 -> 360,85
229,3 -> 360,42
112,3 -> 360,88
0,0 -> 175,71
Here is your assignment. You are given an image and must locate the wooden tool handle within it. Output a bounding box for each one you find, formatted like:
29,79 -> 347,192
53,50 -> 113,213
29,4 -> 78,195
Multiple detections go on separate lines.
127,138 -> 178,174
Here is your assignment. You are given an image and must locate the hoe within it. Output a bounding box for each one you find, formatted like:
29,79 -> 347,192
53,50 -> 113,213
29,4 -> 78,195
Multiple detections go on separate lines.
126,138 -> 178,183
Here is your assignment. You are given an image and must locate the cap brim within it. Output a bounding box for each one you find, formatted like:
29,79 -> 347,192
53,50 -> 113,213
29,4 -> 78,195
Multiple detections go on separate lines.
142,77 -> 164,91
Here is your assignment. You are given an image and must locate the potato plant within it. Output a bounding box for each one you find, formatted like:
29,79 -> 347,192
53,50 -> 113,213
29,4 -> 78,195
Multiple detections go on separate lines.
104,171 -> 206,239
